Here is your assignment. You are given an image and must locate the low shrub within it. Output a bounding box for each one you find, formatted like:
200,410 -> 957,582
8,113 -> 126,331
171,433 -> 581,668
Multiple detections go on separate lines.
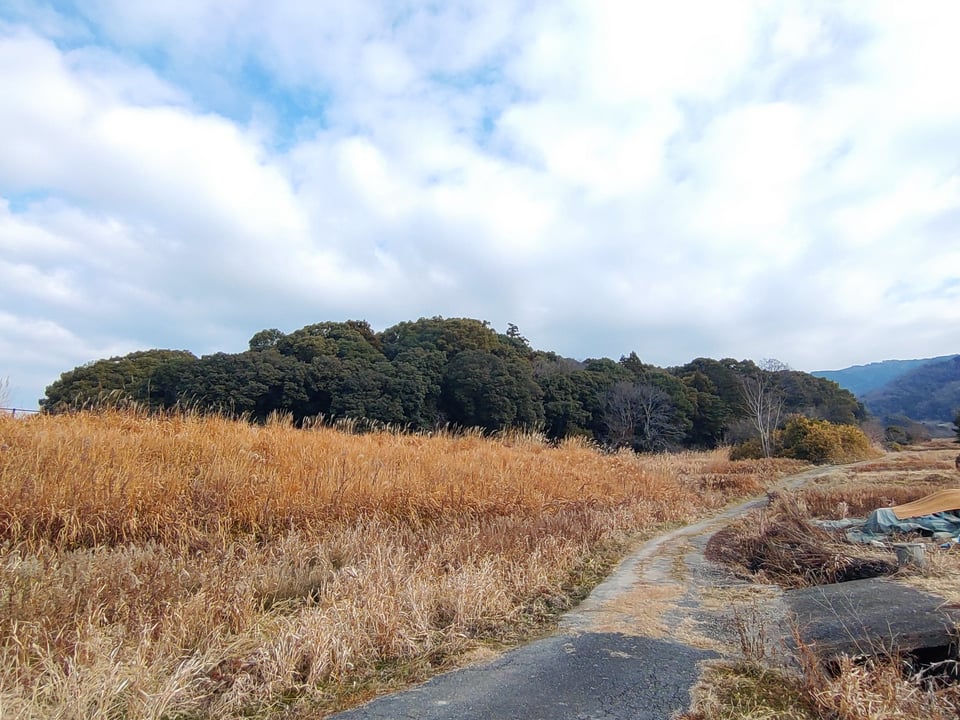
729,439 -> 764,461
780,416 -> 877,465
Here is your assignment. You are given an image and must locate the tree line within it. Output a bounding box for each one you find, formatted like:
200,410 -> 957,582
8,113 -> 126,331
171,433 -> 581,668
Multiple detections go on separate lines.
41,317 -> 865,452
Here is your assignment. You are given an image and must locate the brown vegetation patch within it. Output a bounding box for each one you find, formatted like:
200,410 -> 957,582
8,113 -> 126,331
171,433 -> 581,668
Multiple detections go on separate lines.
705,497 -> 896,588
688,653 -> 960,720
796,482 -> 953,520
697,458 -> 808,496
788,445 -> 960,521
0,411 -> 796,719
804,651 -> 960,720
898,545 -> 960,606
685,661 -> 819,720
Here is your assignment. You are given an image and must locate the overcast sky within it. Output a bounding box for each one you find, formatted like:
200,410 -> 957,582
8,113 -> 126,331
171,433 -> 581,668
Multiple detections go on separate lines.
2,1 -> 959,409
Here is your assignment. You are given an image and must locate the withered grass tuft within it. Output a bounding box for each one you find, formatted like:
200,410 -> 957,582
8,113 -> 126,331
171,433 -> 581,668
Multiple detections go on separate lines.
705,495 -> 897,588
0,410 -> 796,719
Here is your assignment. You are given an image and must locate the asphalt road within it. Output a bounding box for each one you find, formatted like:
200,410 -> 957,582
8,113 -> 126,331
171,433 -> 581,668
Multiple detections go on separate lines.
331,466 -> 836,720
333,633 -> 716,720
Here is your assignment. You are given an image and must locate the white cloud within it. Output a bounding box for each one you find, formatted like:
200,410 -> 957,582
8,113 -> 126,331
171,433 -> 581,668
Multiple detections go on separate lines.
771,9 -> 827,58
1,1 -> 959,409
358,42 -> 418,96
684,101 -> 815,247
0,310 -> 136,408
509,1 -> 758,102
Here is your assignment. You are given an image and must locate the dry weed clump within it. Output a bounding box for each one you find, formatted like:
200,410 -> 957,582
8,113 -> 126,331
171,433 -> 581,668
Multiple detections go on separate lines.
801,650 -> 960,720
685,661 -> 819,720
689,652 -> 960,720
704,495 -> 896,588
698,457 -> 808,495
0,411 -> 792,718
898,544 -> 960,605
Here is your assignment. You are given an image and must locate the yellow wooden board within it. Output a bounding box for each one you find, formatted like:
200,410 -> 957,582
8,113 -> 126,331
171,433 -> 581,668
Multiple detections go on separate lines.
892,489 -> 960,519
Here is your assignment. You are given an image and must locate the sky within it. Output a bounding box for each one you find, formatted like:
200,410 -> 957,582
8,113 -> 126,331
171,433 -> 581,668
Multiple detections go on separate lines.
2,1 -> 959,410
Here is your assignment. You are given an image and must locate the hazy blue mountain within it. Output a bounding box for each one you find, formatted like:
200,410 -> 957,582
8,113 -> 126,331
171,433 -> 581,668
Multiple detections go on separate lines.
811,355 -> 959,397
859,355 -> 960,422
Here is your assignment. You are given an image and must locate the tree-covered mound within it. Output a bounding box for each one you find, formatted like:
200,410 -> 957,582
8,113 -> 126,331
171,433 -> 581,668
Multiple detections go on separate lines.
42,317 -> 864,451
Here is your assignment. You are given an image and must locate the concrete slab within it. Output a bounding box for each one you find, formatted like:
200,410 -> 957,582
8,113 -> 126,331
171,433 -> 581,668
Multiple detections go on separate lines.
785,578 -> 960,660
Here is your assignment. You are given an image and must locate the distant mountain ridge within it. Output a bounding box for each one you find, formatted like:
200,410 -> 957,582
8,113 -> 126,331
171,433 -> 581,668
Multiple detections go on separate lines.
813,355 -> 960,422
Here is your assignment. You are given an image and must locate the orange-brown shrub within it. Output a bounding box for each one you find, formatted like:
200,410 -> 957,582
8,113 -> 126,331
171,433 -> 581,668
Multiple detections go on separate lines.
780,416 -> 878,465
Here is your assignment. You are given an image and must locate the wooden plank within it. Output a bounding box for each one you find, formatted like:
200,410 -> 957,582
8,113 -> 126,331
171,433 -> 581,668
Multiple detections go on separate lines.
893,489 -> 960,519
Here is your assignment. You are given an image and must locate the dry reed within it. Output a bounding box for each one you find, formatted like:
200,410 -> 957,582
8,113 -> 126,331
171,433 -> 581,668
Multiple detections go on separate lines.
0,410 -> 797,718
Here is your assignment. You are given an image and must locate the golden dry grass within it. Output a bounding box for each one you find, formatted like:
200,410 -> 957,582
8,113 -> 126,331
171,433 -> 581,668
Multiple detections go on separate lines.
898,544 -> 960,605
818,657 -> 960,719
686,662 -> 818,720
791,442 -> 960,520
0,410 -> 797,719
689,653 -> 960,720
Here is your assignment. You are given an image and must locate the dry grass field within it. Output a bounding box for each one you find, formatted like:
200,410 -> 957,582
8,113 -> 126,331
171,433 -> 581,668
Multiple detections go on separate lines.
0,410 -> 801,719
690,441 -> 960,720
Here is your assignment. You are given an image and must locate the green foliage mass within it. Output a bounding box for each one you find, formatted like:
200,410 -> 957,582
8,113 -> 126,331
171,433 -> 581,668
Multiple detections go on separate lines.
41,350 -> 198,411
41,317 -> 867,452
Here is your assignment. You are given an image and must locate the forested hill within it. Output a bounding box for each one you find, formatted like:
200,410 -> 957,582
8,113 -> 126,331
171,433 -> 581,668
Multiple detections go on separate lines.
860,355 -> 960,422
42,317 -> 864,451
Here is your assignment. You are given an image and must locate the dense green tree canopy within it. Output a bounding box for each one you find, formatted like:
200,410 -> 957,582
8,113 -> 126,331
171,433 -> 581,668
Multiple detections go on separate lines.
442,350 -> 543,431
183,350 -> 309,421
42,317 -> 867,451
42,350 -> 198,411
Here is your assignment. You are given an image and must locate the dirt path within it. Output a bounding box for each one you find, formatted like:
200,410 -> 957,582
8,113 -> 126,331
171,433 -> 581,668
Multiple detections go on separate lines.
560,465 -> 838,660
330,465 -> 835,719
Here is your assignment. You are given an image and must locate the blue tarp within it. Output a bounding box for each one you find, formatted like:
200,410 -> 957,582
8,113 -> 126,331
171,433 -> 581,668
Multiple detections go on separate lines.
820,508 -> 960,543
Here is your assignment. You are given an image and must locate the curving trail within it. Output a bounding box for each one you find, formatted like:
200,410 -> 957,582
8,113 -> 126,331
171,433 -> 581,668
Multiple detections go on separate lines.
331,466 -> 834,720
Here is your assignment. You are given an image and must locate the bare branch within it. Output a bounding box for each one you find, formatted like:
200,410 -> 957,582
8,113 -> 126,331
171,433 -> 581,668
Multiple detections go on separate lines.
739,370 -> 785,457
759,358 -> 791,373
603,381 -> 683,452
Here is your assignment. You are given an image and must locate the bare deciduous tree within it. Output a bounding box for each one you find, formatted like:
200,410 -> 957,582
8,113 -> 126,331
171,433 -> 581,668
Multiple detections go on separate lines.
739,360 -> 787,457
603,381 -> 683,452
603,381 -> 639,449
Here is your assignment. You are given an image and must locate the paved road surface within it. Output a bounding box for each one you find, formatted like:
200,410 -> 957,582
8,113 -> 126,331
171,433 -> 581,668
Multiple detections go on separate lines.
333,634 -> 714,720
332,466 -> 835,720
